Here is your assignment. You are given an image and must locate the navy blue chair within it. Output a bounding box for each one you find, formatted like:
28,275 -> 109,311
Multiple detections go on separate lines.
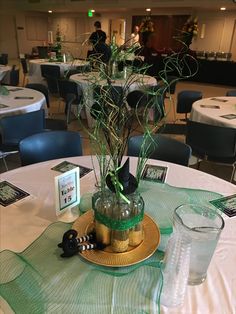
20,58 -> 28,86
226,90 -> 236,96
25,83 -> 67,130
25,83 -> 50,108
127,134 -> 192,166
58,79 -> 83,124
41,65 -> 61,94
126,87 -> 165,123
176,90 -> 202,121
0,109 -> 46,170
186,120 -> 236,182
0,53 -> 8,65
19,131 -> 83,166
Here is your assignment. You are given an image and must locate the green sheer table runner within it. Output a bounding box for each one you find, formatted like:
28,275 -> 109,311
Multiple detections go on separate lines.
0,182 -> 221,314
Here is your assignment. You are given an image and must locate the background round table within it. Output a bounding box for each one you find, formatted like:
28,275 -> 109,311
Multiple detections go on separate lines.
70,72 -> 157,127
0,156 -> 235,314
190,96 -> 236,128
0,86 -> 46,118
28,59 -> 90,84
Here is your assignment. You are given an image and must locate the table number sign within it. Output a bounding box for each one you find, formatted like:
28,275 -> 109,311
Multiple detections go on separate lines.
54,167 -> 80,222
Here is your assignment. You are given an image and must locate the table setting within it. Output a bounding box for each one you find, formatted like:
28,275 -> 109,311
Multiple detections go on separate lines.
1,46 -> 236,314
0,155 -> 236,313
0,86 -> 46,118
28,59 -> 90,85
190,96 -> 236,128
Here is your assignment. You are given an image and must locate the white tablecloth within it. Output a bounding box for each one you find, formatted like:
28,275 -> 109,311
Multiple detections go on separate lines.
0,65 -> 11,82
28,59 -> 90,84
0,86 -> 47,118
0,156 -> 236,314
190,96 -> 236,128
70,72 -> 157,127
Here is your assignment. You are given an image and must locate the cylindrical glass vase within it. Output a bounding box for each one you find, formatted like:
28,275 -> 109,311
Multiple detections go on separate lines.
174,203 -> 225,285
129,193 -> 144,247
92,190 -> 145,253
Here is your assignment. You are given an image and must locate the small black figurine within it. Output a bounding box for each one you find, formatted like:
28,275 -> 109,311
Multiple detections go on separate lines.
58,229 -> 105,258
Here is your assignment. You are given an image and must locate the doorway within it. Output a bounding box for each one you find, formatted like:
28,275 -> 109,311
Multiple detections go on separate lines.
109,19 -> 126,46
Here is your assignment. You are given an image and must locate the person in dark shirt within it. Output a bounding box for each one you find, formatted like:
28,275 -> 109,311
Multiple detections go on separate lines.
89,21 -> 107,46
88,21 -> 111,64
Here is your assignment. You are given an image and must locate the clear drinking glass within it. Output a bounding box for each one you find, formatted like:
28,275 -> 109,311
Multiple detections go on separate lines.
173,203 -> 225,285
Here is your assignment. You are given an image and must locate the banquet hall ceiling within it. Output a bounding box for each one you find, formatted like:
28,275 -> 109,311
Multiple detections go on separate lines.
1,0 -> 236,13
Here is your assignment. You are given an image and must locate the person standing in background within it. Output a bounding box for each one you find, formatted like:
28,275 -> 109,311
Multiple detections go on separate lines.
129,25 -> 140,47
88,21 -> 111,65
89,21 -> 107,47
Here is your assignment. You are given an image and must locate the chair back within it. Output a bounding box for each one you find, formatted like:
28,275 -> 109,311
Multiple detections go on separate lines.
19,130 -> 83,166
0,109 -> 45,146
9,67 -> 19,86
186,120 -> 236,162
25,83 -> 50,108
177,90 -> 202,114
37,46 -> 48,59
58,79 -> 83,103
20,58 -> 28,74
126,90 -> 149,109
0,53 -> 8,65
127,134 -> 192,166
226,90 -> 236,97
41,65 -> 61,94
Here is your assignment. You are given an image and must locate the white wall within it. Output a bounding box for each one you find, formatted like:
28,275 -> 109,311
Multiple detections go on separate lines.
191,11 -> 236,53
1,9 -> 236,61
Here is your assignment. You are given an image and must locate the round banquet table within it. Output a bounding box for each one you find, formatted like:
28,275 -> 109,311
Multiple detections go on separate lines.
0,65 -> 11,82
190,96 -> 236,128
28,59 -> 90,84
0,86 -> 47,118
70,72 -> 157,127
0,156 -> 235,314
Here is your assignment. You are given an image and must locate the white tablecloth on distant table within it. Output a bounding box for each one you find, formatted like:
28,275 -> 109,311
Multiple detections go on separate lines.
190,96 -> 236,128
70,72 -> 157,127
28,59 -> 90,84
0,156 -> 235,314
0,86 -> 46,118
0,65 -> 11,82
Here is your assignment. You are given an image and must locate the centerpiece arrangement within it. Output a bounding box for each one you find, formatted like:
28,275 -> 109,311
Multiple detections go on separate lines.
59,33 -> 198,263
75,44 -> 176,257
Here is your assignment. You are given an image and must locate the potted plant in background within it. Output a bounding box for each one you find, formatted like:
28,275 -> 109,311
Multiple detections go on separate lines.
181,16 -> 198,48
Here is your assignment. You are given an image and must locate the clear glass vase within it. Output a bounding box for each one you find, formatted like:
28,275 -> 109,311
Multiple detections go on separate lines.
92,190 -> 145,253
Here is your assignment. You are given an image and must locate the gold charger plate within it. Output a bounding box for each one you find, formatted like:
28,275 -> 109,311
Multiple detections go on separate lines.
72,210 -> 160,267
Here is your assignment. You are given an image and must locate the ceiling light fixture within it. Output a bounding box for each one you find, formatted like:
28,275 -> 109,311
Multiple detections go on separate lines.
220,7 -> 226,10
146,8 -> 151,12
48,10 -> 52,13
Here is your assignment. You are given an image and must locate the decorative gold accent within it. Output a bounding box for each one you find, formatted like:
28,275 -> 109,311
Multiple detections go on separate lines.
129,228 -> 144,247
95,221 -> 111,245
73,210 -> 160,267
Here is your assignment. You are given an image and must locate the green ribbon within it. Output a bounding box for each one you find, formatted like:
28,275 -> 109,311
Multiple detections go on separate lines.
108,167 -> 131,205
94,207 -> 144,231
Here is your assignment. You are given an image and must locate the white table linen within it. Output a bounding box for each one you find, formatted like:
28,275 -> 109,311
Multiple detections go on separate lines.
0,86 -> 47,118
70,72 -> 157,127
190,96 -> 236,128
28,59 -> 90,84
0,156 -> 235,314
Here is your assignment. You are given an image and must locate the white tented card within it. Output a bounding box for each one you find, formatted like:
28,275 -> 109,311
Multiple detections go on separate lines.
54,167 -> 80,216
141,164 -> 168,183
